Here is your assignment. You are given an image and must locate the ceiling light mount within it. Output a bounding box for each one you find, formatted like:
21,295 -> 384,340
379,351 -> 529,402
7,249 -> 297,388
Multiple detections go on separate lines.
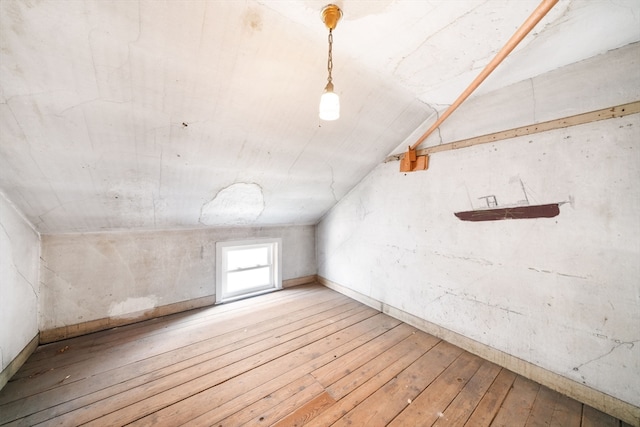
319,4 -> 342,121
321,4 -> 342,30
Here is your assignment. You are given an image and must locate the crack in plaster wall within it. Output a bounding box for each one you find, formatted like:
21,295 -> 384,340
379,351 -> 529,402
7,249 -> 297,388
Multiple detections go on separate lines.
392,0 -> 490,82
434,107 -> 444,145
433,251 -> 494,266
0,221 -> 38,299
449,290 -> 526,317
572,339 -> 639,372
328,164 -> 338,203
527,267 -> 588,280
530,78 -> 537,123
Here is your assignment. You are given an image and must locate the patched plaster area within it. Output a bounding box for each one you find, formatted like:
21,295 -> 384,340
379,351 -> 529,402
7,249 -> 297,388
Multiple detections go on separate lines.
200,183 -> 265,226
109,296 -> 158,318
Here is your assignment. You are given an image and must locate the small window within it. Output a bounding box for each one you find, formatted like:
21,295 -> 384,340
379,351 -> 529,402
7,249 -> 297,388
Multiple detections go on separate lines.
215,238 -> 282,304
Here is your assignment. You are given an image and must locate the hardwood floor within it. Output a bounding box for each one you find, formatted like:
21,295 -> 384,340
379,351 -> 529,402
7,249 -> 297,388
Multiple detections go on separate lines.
0,284 -> 630,426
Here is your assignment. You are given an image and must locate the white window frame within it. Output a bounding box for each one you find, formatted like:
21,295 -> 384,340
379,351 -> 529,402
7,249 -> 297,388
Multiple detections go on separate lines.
215,238 -> 282,304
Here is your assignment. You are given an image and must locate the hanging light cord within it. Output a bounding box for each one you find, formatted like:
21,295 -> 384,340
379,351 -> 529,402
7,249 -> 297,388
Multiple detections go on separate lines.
327,29 -> 333,84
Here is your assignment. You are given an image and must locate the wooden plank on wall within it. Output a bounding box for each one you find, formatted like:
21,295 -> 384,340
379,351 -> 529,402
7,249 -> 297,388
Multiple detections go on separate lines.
385,101 -> 640,164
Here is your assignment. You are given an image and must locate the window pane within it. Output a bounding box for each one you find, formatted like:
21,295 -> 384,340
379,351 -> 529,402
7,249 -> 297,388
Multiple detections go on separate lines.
216,238 -> 281,304
227,267 -> 272,293
227,246 -> 270,270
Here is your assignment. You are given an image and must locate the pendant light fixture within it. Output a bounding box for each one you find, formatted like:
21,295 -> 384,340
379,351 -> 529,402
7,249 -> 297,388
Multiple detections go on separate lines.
319,4 -> 342,121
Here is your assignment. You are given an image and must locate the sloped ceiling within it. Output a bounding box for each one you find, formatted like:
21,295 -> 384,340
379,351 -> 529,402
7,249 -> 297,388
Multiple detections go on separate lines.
1,0 -> 638,233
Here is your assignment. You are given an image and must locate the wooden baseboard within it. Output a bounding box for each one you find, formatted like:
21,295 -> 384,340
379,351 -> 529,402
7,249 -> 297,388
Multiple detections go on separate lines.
283,275 -> 317,288
317,276 -> 640,426
0,333 -> 39,391
40,295 -> 216,344
39,276 -> 319,344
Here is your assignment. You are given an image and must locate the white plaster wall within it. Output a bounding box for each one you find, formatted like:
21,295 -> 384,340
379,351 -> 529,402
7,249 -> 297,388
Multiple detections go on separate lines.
40,225 -> 315,331
0,192 -> 40,373
317,46 -> 640,406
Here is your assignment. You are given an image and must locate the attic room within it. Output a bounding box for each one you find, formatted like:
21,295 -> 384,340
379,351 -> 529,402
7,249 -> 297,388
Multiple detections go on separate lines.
1,0 -> 638,425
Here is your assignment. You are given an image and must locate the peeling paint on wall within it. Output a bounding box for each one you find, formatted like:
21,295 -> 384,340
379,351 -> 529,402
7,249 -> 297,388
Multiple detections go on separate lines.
109,296 -> 158,318
200,183 -> 265,226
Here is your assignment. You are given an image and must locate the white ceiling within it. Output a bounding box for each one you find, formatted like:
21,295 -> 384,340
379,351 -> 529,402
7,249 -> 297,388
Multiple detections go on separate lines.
1,0 -> 638,233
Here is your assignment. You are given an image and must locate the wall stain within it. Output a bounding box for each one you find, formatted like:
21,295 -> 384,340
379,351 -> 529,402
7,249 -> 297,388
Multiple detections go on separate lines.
243,8 -> 263,32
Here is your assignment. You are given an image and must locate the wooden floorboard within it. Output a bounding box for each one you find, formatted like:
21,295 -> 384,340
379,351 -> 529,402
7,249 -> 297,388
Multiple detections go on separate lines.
2,286 -> 334,404
0,284 -> 630,426
431,360 -> 502,426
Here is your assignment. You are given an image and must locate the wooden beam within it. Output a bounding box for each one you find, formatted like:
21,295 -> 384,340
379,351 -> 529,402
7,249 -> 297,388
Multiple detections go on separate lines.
386,101 -> 640,164
409,0 -> 559,152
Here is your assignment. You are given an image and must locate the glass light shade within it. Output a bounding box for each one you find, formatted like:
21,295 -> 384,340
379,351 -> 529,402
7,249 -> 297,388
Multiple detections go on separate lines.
319,91 -> 340,121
